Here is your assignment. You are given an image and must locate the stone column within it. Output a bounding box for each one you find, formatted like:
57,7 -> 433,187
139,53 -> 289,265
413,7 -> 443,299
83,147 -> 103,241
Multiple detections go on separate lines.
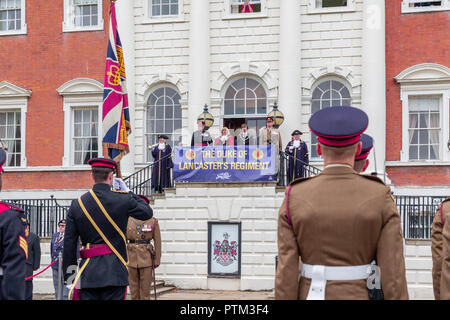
362,0 -> 386,175
115,0 -> 135,175
185,0 -> 210,144
278,0 -> 301,143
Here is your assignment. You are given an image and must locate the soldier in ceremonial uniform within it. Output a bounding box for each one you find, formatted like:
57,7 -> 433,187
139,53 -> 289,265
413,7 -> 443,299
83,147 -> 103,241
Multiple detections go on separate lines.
285,130 -> 309,183
126,194 -> 161,300
0,148 -> 28,300
353,134 -> 373,173
275,106 -> 408,300
63,157 -> 153,300
431,198 -> 450,299
191,121 -> 213,147
150,134 -> 173,194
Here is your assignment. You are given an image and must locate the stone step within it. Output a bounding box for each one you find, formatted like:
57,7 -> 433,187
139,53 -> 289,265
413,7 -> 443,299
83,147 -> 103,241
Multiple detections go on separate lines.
150,286 -> 177,298
33,278 -> 55,294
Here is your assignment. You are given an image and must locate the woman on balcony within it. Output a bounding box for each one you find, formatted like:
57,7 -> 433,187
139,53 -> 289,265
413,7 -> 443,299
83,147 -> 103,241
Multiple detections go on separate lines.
214,127 -> 234,146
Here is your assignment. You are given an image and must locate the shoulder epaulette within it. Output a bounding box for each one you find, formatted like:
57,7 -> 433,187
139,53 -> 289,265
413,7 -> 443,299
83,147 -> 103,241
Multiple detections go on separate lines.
359,174 -> 386,186
0,201 -> 24,214
289,176 -> 316,187
112,190 -> 129,194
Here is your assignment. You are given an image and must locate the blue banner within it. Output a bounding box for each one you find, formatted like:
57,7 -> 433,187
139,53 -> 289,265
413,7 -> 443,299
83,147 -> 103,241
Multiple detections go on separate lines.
173,146 -> 276,182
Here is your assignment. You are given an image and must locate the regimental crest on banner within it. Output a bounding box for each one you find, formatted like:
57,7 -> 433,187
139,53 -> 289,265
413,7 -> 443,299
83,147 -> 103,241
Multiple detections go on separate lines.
185,150 -> 196,161
213,232 -> 238,267
252,148 -> 264,160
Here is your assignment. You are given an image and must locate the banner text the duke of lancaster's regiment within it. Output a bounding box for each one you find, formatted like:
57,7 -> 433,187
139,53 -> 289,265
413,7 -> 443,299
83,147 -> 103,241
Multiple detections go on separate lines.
173,146 -> 276,182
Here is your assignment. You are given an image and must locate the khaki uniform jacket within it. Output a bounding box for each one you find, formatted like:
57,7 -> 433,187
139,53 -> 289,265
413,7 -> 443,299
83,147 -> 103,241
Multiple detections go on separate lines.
126,217 -> 161,269
275,165 -> 408,300
431,199 -> 448,299
437,199 -> 450,299
259,127 -> 282,152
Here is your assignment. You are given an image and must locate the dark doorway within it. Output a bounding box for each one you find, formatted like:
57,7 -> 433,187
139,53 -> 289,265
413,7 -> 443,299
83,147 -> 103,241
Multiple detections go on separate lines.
223,117 -> 266,143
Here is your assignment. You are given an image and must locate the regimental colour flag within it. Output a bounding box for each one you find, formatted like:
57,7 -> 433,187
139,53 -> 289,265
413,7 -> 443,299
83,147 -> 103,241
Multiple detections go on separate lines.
102,1 -> 131,162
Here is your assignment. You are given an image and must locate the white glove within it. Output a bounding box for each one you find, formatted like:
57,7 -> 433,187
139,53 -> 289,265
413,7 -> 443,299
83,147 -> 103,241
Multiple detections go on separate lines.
66,284 -> 72,290
113,178 -> 130,192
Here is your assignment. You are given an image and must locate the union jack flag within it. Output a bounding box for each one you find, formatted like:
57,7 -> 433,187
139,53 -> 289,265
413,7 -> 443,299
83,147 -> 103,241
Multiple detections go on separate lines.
102,1 -> 130,163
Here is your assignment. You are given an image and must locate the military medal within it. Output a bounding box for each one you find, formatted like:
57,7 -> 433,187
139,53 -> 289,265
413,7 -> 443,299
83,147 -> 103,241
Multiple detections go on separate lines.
141,224 -> 153,232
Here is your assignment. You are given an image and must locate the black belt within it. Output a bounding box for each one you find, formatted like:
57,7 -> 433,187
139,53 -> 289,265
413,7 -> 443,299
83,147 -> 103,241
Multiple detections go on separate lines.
127,240 -> 150,244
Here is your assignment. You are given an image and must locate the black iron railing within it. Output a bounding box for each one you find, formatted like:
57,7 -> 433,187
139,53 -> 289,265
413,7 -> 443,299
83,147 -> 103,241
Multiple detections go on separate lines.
278,151 -> 322,186
3,198 -> 71,238
1,195 -> 446,239
395,195 -> 447,239
123,152 -> 173,197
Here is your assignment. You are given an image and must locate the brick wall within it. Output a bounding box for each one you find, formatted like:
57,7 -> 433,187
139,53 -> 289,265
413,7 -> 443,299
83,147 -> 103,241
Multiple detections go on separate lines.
387,166 -> 450,187
0,0 -> 109,190
385,0 -> 450,186
2,170 -> 93,190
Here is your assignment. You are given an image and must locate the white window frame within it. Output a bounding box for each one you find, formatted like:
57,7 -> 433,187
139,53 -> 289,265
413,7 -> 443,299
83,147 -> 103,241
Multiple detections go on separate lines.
222,0 -> 268,20
62,0 -> 104,33
58,78 -> 103,167
0,0 -> 27,36
144,83 -> 182,162
0,105 -> 27,168
0,81 -> 30,168
309,76 -> 353,161
139,0 -> 185,24
307,0 -> 356,14
222,76 -> 268,118
401,0 -> 450,14
69,104 -> 102,166
400,88 -> 450,163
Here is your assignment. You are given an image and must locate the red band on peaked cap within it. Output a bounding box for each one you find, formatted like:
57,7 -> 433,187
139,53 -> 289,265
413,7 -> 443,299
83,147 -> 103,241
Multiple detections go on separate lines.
317,134 -> 363,147
87,158 -> 118,170
91,162 -> 116,169
355,146 -> 373,160
355,152 -> 369,160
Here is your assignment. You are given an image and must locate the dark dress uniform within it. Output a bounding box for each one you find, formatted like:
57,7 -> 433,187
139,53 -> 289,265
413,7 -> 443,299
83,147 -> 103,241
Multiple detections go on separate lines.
0,148 -> 28,300
0,202 -> 28,300
285,131 -> 309,183
63,158 -> 153,300
25,230 -> 41,300
276,107 -> 408,300
151,140 -> 173,193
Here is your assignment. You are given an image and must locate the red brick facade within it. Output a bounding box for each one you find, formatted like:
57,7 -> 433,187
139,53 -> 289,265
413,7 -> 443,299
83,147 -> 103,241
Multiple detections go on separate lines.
385,1 -> 450,187
0,1 -> 109,190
